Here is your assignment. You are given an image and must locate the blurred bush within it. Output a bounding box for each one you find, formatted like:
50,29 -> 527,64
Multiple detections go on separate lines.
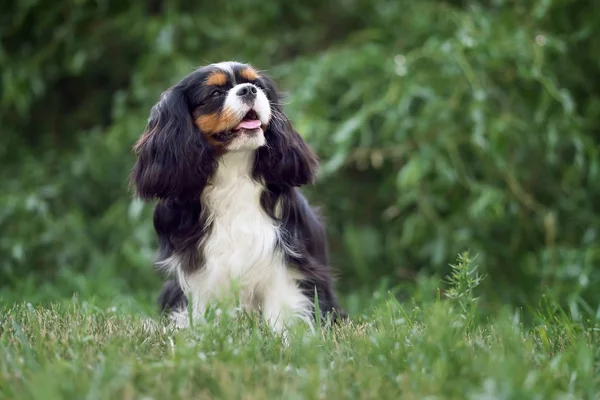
1,0 -> 599,309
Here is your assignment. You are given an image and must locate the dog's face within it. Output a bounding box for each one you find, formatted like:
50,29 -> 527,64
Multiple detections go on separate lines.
131,61 -> 319,201
188,62 -> 272,152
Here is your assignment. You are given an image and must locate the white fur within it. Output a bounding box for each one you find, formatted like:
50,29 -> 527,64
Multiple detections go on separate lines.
222,83 -> 272,127
221,83 -> 271,152
211,61 -> 236,84
173,151 -> 313,331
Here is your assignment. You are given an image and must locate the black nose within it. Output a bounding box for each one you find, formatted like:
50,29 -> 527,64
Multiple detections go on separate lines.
236,84 -> 257,100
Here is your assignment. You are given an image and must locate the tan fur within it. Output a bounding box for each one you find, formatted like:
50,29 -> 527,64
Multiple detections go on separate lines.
240,67 -> 259,81
206,72 -> 228,86
195,109 -> 238,134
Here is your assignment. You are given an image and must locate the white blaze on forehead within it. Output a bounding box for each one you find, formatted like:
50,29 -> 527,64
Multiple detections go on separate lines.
210,61 -> 237,85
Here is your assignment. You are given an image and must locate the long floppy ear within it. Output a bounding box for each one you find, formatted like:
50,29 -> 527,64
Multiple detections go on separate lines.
254,75 -> 319,187
130,86 -> 216,200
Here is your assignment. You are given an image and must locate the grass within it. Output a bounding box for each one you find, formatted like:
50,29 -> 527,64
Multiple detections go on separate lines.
1,255 -> 599,399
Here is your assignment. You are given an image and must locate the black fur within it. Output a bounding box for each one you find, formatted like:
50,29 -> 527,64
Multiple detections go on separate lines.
131,62 -> 345,323
252,74 -> 319,187
130,83 -> 218,201
157,279 -> 188,313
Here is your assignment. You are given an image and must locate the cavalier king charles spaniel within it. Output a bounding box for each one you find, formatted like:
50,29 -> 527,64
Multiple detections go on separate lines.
131,61 -> 345,331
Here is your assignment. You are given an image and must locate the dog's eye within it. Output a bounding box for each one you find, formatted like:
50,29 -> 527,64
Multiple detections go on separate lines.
210,89 -> 223,97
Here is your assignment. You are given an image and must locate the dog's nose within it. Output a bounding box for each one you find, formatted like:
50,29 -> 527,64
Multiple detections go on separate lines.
236,84 -> 257,101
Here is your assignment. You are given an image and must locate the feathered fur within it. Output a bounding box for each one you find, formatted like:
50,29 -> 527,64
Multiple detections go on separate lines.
130,62 -> 344,330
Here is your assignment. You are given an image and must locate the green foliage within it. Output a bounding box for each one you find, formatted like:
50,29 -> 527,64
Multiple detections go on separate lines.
444,251 -> 484,328
2,0 -> 600,313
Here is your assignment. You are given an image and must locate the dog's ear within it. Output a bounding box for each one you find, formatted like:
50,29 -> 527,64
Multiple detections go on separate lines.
253,74 -> 319,187
130,86 -> 217,200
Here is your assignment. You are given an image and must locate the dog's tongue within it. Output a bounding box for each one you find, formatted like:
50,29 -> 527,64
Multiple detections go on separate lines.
234,120 -> 261,130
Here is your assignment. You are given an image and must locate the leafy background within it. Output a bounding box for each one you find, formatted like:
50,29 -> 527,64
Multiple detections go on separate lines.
2,0 -> 599,317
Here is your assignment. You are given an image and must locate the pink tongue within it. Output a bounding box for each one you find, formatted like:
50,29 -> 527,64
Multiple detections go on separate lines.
234,119 -> 261,130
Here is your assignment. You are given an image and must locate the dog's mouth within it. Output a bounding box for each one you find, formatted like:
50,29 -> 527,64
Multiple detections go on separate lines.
233,110 -> 262,132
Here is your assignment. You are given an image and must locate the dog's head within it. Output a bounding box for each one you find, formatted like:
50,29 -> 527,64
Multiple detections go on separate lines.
130,61 -> 318,201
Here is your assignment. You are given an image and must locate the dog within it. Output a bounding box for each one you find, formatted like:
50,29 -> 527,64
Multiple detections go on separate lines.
130,61 -> 344,331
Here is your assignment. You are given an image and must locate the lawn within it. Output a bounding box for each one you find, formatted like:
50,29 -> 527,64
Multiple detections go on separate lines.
1,256 -> 599,399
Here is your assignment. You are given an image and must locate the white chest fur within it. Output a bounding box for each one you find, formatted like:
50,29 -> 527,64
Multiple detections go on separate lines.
174,151 -> 312,330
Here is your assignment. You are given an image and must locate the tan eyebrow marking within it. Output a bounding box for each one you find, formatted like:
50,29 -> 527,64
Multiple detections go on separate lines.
240,67 -> 259,81
206,72 -> 228,86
